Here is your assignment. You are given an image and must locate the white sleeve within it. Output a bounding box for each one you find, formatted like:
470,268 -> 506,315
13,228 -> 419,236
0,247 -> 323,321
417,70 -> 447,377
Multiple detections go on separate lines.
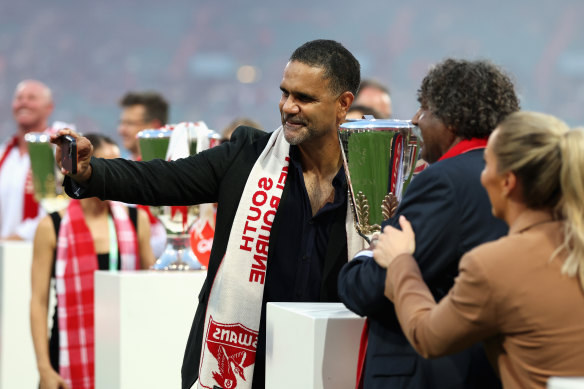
15,208 -> 46,241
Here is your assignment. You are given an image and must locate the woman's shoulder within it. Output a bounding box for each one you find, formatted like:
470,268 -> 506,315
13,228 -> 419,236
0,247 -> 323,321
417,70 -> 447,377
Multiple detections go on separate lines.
464,226 -> 561,277
466,233 -> 524,263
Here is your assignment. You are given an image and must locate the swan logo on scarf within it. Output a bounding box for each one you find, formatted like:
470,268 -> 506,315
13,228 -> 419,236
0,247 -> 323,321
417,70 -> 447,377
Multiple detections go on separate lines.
205,317 -> 258,389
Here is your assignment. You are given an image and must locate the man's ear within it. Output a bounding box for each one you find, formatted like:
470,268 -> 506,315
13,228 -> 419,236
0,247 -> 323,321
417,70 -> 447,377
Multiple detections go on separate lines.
148,119 -> 163,129
338,91 -> 354,118
446,126 -> 460,148
47,100 -> 55,116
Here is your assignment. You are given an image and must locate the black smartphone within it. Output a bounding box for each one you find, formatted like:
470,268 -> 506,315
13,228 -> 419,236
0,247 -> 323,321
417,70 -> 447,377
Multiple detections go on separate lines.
60,135 -> 77,174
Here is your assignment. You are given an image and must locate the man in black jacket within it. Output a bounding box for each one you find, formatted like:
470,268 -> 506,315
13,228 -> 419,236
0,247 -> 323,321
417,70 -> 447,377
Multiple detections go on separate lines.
338,59 -> 520,388
52,39 -> 361,389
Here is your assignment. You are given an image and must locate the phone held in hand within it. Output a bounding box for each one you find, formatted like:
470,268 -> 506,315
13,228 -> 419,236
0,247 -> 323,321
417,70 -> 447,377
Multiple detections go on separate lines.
60,135 -> 77,174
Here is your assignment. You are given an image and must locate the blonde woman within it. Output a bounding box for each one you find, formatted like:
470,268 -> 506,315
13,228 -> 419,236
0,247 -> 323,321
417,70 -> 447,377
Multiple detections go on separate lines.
374,111 -> 584,388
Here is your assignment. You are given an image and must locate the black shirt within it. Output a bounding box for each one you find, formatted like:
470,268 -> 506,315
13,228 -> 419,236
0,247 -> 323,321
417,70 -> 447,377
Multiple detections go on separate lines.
252,145 -> 347,388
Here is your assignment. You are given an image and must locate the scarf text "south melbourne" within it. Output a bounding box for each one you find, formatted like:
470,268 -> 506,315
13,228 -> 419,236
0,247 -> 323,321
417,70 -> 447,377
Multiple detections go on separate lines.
239,156 -> 290,284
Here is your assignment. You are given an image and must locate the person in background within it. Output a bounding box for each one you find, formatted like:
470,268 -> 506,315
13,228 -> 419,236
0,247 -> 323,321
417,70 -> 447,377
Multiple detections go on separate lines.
0,80 -> 53,240
51,39 -> 363,389
30,133 -> 155,389
354,79 -> 392,118
118,91 -> 169,161
374,111 -> 584,389
345,104 -> 382,120
220,117 -> 263,143
339,58 -> 520,389
117,90 -> 169,257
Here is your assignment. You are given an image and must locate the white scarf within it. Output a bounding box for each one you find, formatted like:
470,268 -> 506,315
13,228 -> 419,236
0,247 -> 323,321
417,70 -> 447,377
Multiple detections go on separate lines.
196,127 -> 363,389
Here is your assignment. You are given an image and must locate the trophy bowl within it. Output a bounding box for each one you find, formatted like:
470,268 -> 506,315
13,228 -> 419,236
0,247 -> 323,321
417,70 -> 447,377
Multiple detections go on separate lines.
138,127 -> 202,270
24,132 -> 69,213
338,118 -> 421,243
138,124 -> 221,270
138,128 -> 173,161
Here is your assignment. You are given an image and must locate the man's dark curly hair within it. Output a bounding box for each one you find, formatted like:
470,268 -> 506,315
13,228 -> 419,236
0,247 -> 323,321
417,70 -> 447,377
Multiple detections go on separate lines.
418,59 -> 520,139
289,39 -> 360,97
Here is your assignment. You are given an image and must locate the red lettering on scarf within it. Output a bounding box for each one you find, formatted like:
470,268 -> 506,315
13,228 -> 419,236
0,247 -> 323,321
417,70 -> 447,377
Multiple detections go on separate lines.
240,235 -> 254,252
247,161 -> 288,284
255,237 -> 269,257
269,195 -> 280,209
252,253 -> 267,271
276,165 -> 289,190
249,269 -> 265,284
252,190 -> 267,206
247,206 -> 261,221
258,177 -> 273,190
263,209 -> 275,227
242,220 -> 257,235
240,214 -> 258,252
257,233 -> 270,241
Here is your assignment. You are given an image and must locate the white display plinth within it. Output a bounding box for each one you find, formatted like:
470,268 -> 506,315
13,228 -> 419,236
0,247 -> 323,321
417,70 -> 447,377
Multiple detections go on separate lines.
548,377 -> 584,388
0,241 -> 38,389
95,270 -> 206,389
266,302 -> 365,389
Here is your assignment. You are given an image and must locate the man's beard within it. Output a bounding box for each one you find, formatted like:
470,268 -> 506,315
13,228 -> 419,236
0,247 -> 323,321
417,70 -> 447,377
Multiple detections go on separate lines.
282,114 -> 309,145
284,127 -> 307,145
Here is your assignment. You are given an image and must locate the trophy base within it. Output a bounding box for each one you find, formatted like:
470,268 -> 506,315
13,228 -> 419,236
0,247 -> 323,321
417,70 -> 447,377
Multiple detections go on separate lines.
151,234 -> 202,271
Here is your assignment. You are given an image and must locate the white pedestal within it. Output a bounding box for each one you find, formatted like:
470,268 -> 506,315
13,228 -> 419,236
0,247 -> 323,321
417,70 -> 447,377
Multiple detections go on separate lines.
266,302 -> 365,389
0,241 -> 38,389
95,270 -> 206,389
548,377 -> 584,388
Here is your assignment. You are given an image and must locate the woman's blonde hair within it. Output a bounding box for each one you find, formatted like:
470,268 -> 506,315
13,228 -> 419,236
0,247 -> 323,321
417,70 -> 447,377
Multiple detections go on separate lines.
493,111 -> 584,290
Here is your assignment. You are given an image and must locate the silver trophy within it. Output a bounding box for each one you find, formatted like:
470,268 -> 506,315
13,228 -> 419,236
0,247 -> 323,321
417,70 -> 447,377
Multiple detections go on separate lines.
138,123 -> 219,270
338,118 -> 422,243
24,132 -> 70,213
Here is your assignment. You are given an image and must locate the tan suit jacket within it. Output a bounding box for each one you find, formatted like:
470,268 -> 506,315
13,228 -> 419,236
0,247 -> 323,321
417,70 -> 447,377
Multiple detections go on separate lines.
386,209 -> 584,389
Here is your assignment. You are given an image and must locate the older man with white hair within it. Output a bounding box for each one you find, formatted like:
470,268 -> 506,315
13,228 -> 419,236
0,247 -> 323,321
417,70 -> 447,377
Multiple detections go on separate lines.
0,80 -> 54,240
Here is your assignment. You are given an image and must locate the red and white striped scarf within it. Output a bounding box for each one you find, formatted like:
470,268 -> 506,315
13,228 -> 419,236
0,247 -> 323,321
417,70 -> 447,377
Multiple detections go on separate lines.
196,127 -> 362,389
55,200 -> 139,389
0,135 -> 39,220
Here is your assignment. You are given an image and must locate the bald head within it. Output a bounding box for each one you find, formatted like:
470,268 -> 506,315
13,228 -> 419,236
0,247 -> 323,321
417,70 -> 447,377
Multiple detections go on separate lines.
12,79 -> 54,133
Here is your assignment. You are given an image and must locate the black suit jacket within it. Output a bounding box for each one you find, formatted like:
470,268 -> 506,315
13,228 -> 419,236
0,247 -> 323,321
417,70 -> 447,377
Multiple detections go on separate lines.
64,126 -> 349,389
338,150 -> 507,389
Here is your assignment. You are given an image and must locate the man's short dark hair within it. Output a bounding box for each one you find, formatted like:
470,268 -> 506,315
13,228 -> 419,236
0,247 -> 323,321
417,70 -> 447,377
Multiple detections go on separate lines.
119,91 -> 169,125
85,133 -> 117,150
289,39 -> 360,96
418,59 -> 520,139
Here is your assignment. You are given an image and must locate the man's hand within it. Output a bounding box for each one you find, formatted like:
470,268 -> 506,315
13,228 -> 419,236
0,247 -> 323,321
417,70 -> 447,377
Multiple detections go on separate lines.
373,215 -> 416,269
50,128 -> 93,183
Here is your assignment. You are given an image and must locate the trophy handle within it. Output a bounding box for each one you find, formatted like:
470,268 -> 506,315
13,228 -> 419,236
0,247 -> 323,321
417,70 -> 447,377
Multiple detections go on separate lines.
381,193 -> 399,220
349,190 -> 400,245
